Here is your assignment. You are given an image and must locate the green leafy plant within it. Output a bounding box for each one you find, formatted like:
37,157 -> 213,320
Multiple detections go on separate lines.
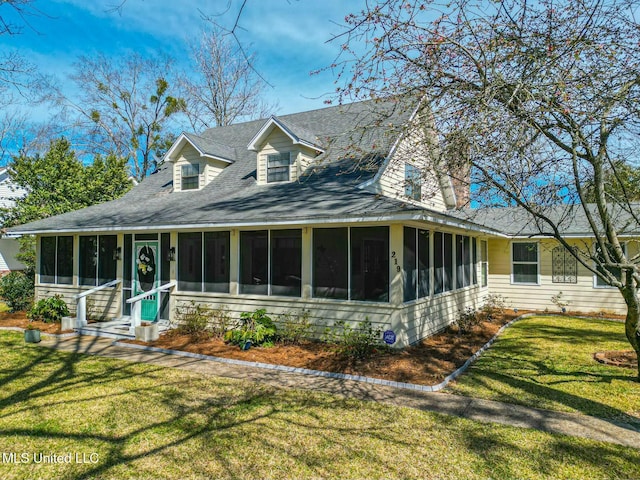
323,319 -> 385,359
0,271 -> 34,312
225,308 -> 277,347
28,295 -> 70,323
277,309 -> 313,345
174,301 -> 232,341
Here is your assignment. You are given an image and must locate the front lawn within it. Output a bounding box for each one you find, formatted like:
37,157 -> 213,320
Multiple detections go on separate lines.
0,331 -> 638,479
448,315 -> 640,426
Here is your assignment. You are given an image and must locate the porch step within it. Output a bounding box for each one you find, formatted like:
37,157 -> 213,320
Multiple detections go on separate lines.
76,318 -> 171,340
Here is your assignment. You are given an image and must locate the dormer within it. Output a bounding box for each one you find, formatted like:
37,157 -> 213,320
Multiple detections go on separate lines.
164,133 -> 235,192
247,116 -> 324,185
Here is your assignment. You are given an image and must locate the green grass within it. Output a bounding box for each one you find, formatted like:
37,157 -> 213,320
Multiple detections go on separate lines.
0,330 -> 638,479
448,315 -> 640,425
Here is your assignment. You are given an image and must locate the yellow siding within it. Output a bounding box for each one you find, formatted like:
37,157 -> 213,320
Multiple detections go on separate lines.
173,144 -> 228,191
255,128 -> 319,185
488,238 -> 630,314
376,127 -> 449,211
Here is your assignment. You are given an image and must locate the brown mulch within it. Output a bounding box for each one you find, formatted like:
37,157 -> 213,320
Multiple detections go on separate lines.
124,313 -> 521,386
0,311 -> 74,334
594,350 -> 638,369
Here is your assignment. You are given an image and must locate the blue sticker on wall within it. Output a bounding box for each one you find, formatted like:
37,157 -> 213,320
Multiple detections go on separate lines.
383,330 -> 396,345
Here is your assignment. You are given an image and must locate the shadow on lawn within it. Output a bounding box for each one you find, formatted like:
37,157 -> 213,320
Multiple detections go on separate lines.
1,331 -> 639,479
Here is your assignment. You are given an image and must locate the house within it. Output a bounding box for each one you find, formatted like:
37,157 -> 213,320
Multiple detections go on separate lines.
6,100 -> 632,345
0,168 -> 27,274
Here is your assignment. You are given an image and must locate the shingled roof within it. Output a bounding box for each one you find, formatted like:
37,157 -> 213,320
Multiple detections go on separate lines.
6,100 -> 423,233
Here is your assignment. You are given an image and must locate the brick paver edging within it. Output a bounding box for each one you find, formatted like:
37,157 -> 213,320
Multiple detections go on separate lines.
111,314 -> 538,392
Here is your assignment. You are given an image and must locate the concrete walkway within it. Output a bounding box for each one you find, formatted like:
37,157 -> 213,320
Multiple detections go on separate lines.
39,334 -> 640,449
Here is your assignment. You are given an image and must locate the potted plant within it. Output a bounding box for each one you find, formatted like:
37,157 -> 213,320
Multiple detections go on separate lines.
24,323 -> 41,343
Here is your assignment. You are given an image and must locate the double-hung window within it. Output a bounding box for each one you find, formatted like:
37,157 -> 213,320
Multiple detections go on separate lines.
40,236 -> 73,285
181,164 -> 200,190
511,242 -> 539,284
594,242 -> 626,287
404,164 -> 422,201
267,152 -> 291,183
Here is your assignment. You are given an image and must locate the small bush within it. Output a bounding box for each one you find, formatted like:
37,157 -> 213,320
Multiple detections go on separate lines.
551,291 -> 570,312
28,295 -> 70,323
174,302 -> 232,340
225,308 -> 277,347
0,271 -> 34,312
323,319 -> 386,359
480,293 -> 507,321
277,309 -> 313,345
456,307 -> 481,334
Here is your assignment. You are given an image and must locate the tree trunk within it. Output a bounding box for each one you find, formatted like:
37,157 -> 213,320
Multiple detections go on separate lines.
621,287 -> 640,380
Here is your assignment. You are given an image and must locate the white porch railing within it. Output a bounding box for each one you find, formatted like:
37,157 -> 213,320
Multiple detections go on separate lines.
73,279 -> 122,329
126,281 -> 176,334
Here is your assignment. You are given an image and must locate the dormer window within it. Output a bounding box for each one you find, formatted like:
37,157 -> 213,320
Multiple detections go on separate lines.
267,152 -> 291,183
181,164 -> 200,190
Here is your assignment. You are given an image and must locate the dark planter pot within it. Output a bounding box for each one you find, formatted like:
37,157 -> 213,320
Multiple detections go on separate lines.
24,329 -> 41,343
241,340 -> 252,351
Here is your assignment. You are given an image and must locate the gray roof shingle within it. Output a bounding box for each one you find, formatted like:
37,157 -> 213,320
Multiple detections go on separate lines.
8,99 -> 434,234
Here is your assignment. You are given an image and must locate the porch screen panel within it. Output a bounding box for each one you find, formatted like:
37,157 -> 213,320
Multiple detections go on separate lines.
204,231 -> 230,293
271,229 -> 301,297
98,235 -> 117,285
351,226 -> 389,302
56,236 -> 73,285
40,237 -> 56,284
418,229 -> 430,298
434,232 -> 453,294
456,235 -> 472,289
313,228 -> 348,299
79,236 -> 98,286
178,232 -> 202,291
403,227 -> 417,302
239,230 -> 268,295
160,233 -> 171,320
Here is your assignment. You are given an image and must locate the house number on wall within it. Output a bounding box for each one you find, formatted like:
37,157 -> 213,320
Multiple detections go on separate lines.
391,251 -> 400,272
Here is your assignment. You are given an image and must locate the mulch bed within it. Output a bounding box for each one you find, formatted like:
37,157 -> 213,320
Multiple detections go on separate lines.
594,350 -> 638,369
0,311 -> 74,334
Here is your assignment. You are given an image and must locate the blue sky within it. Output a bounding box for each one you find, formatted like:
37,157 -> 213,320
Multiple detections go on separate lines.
1,0 -> 361,119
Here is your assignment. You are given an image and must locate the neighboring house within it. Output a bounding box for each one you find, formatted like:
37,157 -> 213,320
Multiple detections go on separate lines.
5,100 -> 632,345
0,168 -> 27,273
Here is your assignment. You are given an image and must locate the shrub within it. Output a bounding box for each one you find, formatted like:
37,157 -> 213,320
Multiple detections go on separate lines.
174,301 -> 232,340
28,295 -> 70,323
225,308 -> 277,347
480,293 -> 507,321
277,309 -> 313,345
323,319 -> 385,359
456,307 -> 482,334
0,271 -> 34,312
551,291 -> 570,312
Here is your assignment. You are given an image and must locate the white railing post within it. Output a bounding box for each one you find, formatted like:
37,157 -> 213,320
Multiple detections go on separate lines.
76,295 -> 87,328
129,300 -> 142,335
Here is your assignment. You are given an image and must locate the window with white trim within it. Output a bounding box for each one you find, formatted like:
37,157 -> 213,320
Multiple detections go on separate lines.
267,152 -> 291,183
480,240 -> 488,287
40,236 -> 73,285
404,164 -> 422,200
181,163 -> 200,190
594,242 -> 626,287
511,242 -> 538,284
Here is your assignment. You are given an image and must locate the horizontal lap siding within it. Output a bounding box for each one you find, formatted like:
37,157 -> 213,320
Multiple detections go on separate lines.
35,285 -> 121,320
400,286 -> 487,344
489,238 -> 628,314
173,292 -> 396,340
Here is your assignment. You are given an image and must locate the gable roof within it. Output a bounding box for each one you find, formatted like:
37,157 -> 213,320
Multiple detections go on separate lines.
247,116 -> 324,152
164,132 -> 236,164
7,99 -> 491,235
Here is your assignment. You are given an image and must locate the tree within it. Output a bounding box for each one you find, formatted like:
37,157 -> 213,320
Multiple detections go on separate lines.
2,137 -> 132,227
178,28 -> 274,131
335,0 -> 640,378
583,160 -> 640,203
60,53 -> 185,181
